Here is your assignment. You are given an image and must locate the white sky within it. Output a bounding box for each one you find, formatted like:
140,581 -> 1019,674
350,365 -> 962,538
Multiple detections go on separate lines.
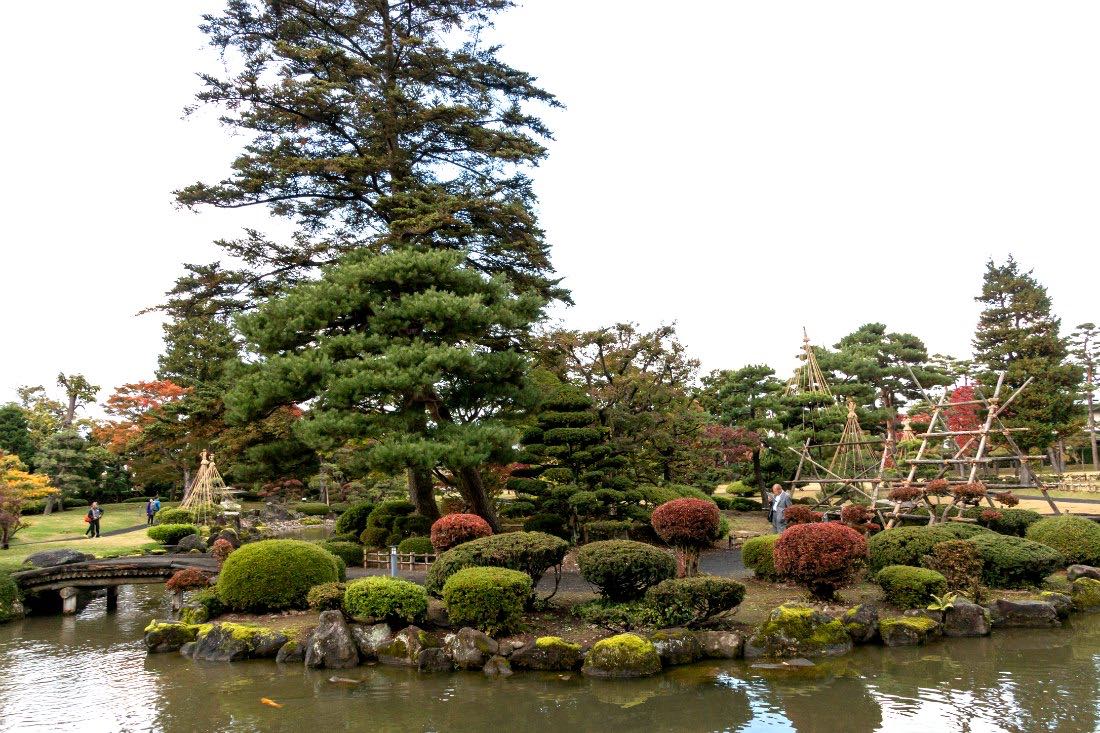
2,1 -> 1098,409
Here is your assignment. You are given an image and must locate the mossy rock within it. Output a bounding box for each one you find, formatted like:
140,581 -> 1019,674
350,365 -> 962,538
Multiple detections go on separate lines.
1039,591 -> 1073,619
879,616 -> 943,647
744,603 -> 852,659
582,633 -> 662,678
648,628 -> 703,666
511,636 -> 582,671
187,622 -> 288,661
841,604 -> 879,644
143,620 -> 199,653
178,604 -> 210,625
376,626 -> 450,671
1072,577 -> 1100,612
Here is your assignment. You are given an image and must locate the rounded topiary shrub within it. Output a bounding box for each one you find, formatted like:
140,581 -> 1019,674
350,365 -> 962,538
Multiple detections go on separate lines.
742,534 -> 780,580
442,566 -> 532,636
392,513 -> 432,544
211,537 -> 235,565
431,513 -> 493,552
876,565 -> 948,609
426,531 -> 569,596
729,497 -> 762,512
0,571 -> 21,623
920,539 -> 983,596
970,532 -> 1064,588
523,513 -> 569,539
296,502 -> 332,516
774,522 -> 868,600
216,539 -> 341,612
360,526 -> 391,548
152,507 -> 194,526
645,576 -> 745,627
334,501 -> 375,539
165,567 -> 212,592
964,506 -> 1042,536
307,582 -> 346,611
651,498 -> 722,576
868,526 -> 967,573
343,577 -> 428,625
147,524 -> 200,545
575,540 -> 676,601
397,536 -> 435,557
1026,516 -> 1100,566
322,540 -> 364,568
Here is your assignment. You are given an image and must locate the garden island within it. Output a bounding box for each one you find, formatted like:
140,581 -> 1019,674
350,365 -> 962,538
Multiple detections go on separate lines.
1,1 -> 1099,731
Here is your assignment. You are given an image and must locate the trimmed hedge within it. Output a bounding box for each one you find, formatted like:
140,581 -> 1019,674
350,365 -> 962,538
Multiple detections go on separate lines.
964,506 -> 1042,536
0,571 -> 20,623
216,539 -> 341,612
969,532 -> 1064,588
523,513 -> 569,539
742,534 -> 780,579
426,531 -> 569,597
868,525 -> 988,573
442,566 -> 531,636
322,541 -> 364,568
876,565 -> 948,609
334,501 -> 375,539
153,507 -> 194,526
585,520 -> 633,541
774,522 -> 868,600
307,582 -> 346,611
729,497 -> 762,512
147,524 -> 200,545
431,513 -> 492,552
645,576 -> 745,627
575,540 -> 676,601
344,577 -> 428,625
296,502 -> 332,516
397,536 -> 435,556
1026,516 -> 1100,566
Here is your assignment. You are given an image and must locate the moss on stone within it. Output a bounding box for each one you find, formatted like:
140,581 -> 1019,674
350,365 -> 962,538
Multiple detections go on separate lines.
582,633 -> 662,678
1072,577 -> 1100,612
880,616 -> 938,634
759,603 -> 847,645
535,636 -> 581,652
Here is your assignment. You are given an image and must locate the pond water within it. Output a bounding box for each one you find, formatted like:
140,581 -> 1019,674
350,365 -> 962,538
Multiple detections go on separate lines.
0,585 -> 1098,733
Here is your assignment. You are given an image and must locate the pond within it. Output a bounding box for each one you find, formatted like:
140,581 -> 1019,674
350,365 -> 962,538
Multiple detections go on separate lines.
0,585 -> 1097,732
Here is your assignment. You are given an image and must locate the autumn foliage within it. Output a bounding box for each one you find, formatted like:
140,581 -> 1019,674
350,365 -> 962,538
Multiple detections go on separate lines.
774,522 -> 869,600
211,538 -> 236,565
0,451 -> 58,549
946,385 -> 980,452
165,567 -> 213,592
650,498 -> 721,576
783,505 -> 822,525
430,513 -> 493,552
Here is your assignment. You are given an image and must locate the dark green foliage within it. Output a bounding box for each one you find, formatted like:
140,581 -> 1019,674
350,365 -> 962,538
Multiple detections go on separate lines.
189,587 -> 225,621
499,501 -> 536,518
425,532 -> 569,596
876,566 -> 948,609
1026,516 -> 1100,566
397,536 -> 436,556
360,526 -> 391,548
392,514 -> 432,544
964,506 -> 1043,536
645,576 -> 746,627
742,534 -> 780,579
584,520 -> 633,541
334,501 -> 375,539
921,540 -> 984,596
344,577 -> 428,625
216,539 -> 341,612
868,525 -> 987,573
575,540 -> 676,601
729,497 -> 762,511
358,501 -> 426,547
0,570 -> 20,623
442,567 -> 532,636
153,507 -> 194,526
307,582 -> 346,612
147,524 -> 200,545
572,599 -> 660,632
296,502 -> 331,516
969,533 -> 1064,588
0,405 -> 34,466
712,496 -> 732,510
35,429 -> 96,500
321,541 -> 364,568
523,513 -> 569,539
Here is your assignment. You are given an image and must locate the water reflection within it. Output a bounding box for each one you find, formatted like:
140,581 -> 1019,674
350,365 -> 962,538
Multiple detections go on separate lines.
1,585 -> 1099,732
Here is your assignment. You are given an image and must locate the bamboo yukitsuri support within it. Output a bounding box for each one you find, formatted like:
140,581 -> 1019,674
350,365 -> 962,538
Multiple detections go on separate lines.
785,327 -> 833,398
179,450 -> 232,525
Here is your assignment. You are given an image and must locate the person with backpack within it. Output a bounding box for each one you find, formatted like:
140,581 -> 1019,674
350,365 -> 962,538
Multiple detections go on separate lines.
145,498 -> 156,525
85,502 -> 103,538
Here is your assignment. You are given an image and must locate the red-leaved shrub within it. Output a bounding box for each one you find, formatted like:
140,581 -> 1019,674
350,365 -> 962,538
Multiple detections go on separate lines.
784,505 -> 822,525
166,567 -> 212,593
211,537 -> 235,566
430,513 -> 493,552
980,509 -> 1004,523
650,498 -> 721,576
840,504 -> 878,535
888,485 -> 922,502
923,479 -> 950,497
774,522 -> 868,600
993,492 -> 1020,507
952,482 -> 987,504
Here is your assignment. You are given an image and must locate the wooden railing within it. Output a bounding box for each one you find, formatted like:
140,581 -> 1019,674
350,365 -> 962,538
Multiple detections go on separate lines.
363,550 -> 437,570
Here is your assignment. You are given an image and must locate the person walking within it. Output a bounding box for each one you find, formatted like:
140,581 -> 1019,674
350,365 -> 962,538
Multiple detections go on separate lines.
152,496 -> 161,515
85,502 -> 103,538
145,498 -> 156,525
769,483 -> 792,534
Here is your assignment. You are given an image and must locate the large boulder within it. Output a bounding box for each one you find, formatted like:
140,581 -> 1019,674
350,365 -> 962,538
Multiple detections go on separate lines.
1067,565 -> 1100,582
1039,592 -> 1073,619
482,655 -> 513,676
1072,577 -> 1100,612
351,622 -> 394,661
879,617 -> 943,647
276,639 -> 307,664
144,621 -> 199,653
444,627 -> 499,671
987,599 -> 1060,628
581,634 -> 662,678
304,610 -> 360,669
377,626 -> 451,672
187,623 -> 287,661
842,605 -> 879,644
174,534 -> 207,554
510,636 -> 583,671
648,629 -> 703,666
694,631 -> 744,659
24,549 -> 92,568
215,529 -> 242,549
744,604 -> 852,659
942,600 -> 991,637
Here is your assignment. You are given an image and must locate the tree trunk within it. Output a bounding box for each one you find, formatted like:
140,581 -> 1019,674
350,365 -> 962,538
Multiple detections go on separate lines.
1088,388 -> 1099,473
453,466 -> 501,532
407,466 -> 440,522
753,449 -> 766,504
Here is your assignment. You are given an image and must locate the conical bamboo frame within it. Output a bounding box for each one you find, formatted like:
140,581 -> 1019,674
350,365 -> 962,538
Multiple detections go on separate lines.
829,399 -> 876,475
785,328 -> 833,398
180,450 -> 230,524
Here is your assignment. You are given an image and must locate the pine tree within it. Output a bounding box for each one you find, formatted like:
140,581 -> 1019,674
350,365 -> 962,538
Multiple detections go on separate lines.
36,429 -> 96,507
1071,323 -> 1100,471
0,405 -> 35,467
973,256 -> 1083,459
226,247 -> 544,530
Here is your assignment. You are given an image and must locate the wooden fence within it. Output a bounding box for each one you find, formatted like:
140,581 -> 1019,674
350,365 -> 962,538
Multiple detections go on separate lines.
363,550 -> 437,570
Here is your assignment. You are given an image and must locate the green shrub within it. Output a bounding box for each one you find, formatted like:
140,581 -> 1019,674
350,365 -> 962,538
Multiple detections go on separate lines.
742,534 -> 780,579
307,582 -> 346,611
391,513 -> 432,543
360,526 -> 390,548
334,501 -> 375,538
970,533 -> 1064,588
153,507 -> 194,526
331,532 -> 360,544
216,539 -> 341,612
645,576 -> 745,627
321,541 -> 364,568
668,484 -> 718,504
332,554 -> 347,582
189,587 -> 225,621
442,566 -> 531,636
575,540 -> 676,601
499,500 -> 536,518
868,525 -> 987,573
876,565 -> 948,609
725,481 -> 756,496
147,524 -> 200,545
1026,516 -> 1100,566
343,577 -> 428,625
366,500 -> 415,529
0,571 -> 20,623
572,599 -> 660,632
584,520 -> 633,541
939,523 -> 991,539
296,502 -> 332,516
921,539 -> 983,596
712,495 -> 732,510
123,496 -> 152,503
426,531 -> 569,596
730,497 -> 762,511
523,513 -> 569,539
397,536 -> 435,556
964,506 -> 1042,536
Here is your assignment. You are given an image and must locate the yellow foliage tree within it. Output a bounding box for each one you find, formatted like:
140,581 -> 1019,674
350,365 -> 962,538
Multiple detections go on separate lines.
0,451 -> 58,549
